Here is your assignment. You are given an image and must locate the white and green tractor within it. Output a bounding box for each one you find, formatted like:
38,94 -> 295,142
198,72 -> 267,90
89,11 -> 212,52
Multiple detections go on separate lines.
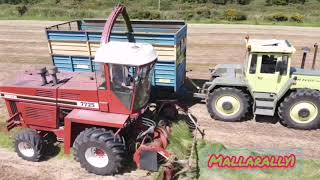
195,38 -> 320,130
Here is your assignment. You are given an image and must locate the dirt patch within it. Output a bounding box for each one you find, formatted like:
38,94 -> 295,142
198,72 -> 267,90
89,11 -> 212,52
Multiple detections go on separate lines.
0,148 -> 150,180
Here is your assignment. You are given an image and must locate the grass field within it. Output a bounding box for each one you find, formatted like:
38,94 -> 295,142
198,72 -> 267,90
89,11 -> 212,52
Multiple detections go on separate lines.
0,0 -> 320,27
0,20 -> 320,179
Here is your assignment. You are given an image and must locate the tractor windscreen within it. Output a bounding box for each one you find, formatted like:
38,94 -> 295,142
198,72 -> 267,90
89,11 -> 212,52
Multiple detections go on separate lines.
133,63 -> 155,111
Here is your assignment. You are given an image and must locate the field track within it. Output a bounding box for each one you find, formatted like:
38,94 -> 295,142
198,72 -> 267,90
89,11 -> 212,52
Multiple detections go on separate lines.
0,20 -> 320,179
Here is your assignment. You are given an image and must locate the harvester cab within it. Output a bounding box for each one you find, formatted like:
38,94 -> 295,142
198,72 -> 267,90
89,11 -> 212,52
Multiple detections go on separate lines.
93,41 -> 157,115
196,37 -> 320,130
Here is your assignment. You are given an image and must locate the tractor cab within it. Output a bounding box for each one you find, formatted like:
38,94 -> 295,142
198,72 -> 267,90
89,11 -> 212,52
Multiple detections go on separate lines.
94,41 -> 157,115
245,39 -> 296,94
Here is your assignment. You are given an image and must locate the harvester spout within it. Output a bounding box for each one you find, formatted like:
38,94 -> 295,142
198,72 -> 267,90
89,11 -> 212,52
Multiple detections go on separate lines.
301,47 -> 310,69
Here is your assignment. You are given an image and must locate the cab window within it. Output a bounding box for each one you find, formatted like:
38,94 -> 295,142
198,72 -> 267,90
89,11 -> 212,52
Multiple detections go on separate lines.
281,55 -> 289,75
249,54 -> 257,74
95,63 -> 107,90
109,64 -> 134,109
260,55 -> 277,74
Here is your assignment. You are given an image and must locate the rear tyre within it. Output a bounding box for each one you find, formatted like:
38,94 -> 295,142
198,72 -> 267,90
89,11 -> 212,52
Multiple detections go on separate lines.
14,130 -> 44,162
207,87 -> 249,122
73,128 -> 125,175
278,89 -> 320,130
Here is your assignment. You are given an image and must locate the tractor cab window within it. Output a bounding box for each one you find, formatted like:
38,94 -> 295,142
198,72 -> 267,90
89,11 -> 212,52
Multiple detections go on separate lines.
260,55 -> 277,74
281,55 -> 289,75
249,54 -> 257,74
110,64 -> 135,109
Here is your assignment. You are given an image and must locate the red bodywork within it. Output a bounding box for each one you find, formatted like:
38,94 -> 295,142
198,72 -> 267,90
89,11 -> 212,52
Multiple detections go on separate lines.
0,66 -> 144,153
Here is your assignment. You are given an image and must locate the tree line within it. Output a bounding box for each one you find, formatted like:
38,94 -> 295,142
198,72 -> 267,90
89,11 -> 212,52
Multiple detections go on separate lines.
0,0 -> 310,6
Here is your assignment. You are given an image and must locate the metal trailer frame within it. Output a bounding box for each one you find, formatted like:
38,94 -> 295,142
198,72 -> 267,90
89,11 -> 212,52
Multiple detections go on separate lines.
45,19 -> 187,93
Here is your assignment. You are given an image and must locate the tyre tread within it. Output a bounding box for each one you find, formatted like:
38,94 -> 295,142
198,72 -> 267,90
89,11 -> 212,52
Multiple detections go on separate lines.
207,87 -> 250,122
278,89 -> 320,130
15,129 -> 43,162
73,128 -> 125,175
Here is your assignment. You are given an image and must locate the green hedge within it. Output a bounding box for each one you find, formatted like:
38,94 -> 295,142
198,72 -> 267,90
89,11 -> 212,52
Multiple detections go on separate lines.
268,13 -> 289,21
224,8 -> 247,21
291,13 -> 304,22
266,0 -> 307,5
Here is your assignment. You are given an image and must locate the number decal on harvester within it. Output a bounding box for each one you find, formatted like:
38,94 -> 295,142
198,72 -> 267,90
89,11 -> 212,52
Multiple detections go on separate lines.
3,94 -> 17,99
76,101 -> 99,109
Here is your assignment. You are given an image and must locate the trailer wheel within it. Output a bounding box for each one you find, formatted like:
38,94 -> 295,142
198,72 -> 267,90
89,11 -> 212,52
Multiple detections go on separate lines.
73,128 -> 125,175
279,89 -> 320,130
14,130 -> 44,162
161,103 -> 178,120
207,87 -> 249,122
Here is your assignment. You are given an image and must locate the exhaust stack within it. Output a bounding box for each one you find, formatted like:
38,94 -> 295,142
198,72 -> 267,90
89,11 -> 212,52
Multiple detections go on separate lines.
37,67 -> 48,86
301,47 -> 310,69
48,66 -> 59,85
312,43 -> 318,70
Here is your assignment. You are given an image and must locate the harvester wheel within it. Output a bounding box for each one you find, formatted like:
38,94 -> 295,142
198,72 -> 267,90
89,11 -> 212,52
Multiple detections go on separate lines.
279,89 -> 320,130
14,130 -> 44,162
207,87 -> 249,122
73,128 -> 125,175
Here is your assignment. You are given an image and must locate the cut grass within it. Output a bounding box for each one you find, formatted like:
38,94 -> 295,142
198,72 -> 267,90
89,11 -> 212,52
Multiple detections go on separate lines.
167,122 -> 193,160
163,121 -> 320,179
0,131 -> 13,151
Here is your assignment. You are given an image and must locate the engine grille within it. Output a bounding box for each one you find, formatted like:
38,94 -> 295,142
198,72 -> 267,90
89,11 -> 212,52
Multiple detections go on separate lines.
24,106 -> 55,121
36,89 -> 55,98
59,92 -> 80,100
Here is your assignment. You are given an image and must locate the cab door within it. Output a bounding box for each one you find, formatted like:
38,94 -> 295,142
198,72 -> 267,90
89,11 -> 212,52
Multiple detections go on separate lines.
96,63 -> 110,112
246,53 -> 280,93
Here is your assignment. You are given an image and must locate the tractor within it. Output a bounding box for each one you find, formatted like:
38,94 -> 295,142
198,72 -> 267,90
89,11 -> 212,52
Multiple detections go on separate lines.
195,37 -> 320,130
0,41 -> 181,176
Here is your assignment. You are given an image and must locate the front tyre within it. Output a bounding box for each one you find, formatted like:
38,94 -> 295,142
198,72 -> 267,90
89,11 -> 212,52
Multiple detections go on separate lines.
14,130 -> 44,162
73,128 -> 125,175
279,90 -> 320,130
207,87 -> 249,122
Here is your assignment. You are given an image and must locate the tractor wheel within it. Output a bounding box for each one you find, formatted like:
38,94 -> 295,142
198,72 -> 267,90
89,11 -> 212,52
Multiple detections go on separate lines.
14,130 -> 44,162
207,87 -> 249,122
278,89 -> 320,130
73,128 -> 125,175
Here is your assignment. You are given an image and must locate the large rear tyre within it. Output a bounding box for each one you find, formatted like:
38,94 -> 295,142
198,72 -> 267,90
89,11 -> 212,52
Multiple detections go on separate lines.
14,130 -> 44,162
73,128 -> 125,175
207,87 -> 249,122
278,89 -> 320,130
